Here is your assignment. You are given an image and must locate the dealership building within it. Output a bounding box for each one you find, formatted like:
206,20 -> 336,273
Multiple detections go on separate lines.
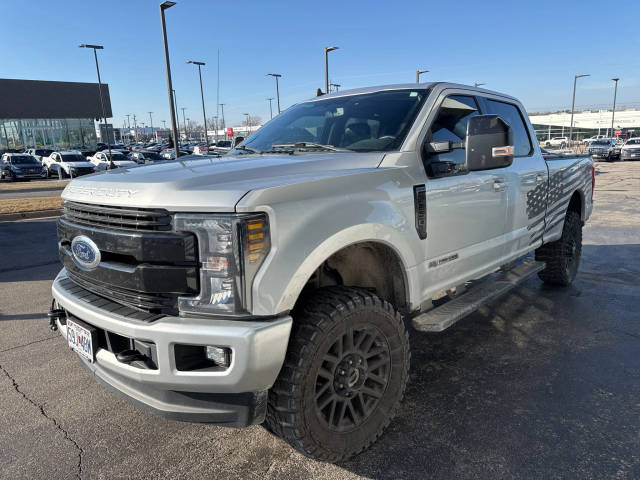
529,108 -> 640,141
0,78 -> 112,151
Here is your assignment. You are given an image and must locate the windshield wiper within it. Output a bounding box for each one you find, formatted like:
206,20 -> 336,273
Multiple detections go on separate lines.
271,142 -> 349,152
234,145 -> 261,154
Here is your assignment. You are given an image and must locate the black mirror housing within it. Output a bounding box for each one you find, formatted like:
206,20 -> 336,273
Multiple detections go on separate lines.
466,115 -> 514,171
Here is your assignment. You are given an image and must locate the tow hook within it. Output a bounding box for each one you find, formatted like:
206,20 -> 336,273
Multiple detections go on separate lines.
48,299 -> 65,332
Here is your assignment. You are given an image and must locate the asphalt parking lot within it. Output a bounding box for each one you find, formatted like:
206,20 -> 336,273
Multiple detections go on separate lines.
0,161 -> 638,479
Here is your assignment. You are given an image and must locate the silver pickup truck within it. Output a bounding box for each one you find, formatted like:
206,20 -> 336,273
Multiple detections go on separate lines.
50,83 -> 593,461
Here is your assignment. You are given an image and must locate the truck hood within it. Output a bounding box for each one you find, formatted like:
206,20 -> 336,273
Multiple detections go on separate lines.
62,152 -> 386,211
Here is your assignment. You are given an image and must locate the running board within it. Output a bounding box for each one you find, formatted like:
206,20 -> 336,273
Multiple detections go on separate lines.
412,260 -> 545,332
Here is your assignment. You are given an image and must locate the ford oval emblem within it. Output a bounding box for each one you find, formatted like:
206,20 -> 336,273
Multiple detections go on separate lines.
71,235 -> 101,271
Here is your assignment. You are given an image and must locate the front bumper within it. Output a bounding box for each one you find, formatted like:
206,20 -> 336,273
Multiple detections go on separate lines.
621,151 -> 640,160
52,268 -> 292,426
13,171 -> 44,179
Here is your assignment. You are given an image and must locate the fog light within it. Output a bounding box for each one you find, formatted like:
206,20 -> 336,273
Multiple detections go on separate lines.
205,346 -> 231,367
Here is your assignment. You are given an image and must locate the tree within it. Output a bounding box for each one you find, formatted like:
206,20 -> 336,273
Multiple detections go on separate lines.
242,115 -> 262,127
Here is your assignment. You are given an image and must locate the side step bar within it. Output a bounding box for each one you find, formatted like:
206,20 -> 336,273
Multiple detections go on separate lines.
412,260 -> 545,333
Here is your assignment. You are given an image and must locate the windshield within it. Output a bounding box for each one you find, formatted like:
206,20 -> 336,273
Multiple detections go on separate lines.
592,140 -> 611,145
106,153 -> 127,160
60,154 -> 87,162
9,155 -> 39,165
237,89 -> 429,153
142,152 -> 161,160
625,139 -> 640,145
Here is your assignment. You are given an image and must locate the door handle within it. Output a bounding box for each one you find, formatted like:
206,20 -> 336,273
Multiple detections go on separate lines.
493,179 -> 506,192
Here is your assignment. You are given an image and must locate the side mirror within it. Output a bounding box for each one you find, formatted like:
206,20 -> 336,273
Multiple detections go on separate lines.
466,115 -> 514,171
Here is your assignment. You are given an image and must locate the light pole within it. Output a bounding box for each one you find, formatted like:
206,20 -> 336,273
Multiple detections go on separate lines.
416,69 -> 428,83
267,98 -> 274,119
244,113 -> 250,135
162,120 -> 166,129
159,1 -> 181,157
569,73 -> 590,144
474,82 -> 485,88
133,114 -> 138,142
266,73 -> 281,114
187,60 -> 209,146
78,43 -> 114,169
218,104 -> 226,133
148,111 -> 154,142
324,46 -> 339,95
611,78 -> 620,138
181,107 -> 187,140
125,114 -> 131,144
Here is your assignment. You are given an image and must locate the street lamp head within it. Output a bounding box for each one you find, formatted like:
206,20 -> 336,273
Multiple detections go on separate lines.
266,73 -> 282,78
575,74 -> 590,79
612,77 -> 620,82
417,69 -> 429,75
160,1 -> 176,9
79,44 -> 104,50
187,60 -> 205,65
325,46 -> 339,52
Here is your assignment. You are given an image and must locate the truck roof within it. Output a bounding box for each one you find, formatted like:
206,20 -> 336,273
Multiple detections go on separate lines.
306,82 -> 519,104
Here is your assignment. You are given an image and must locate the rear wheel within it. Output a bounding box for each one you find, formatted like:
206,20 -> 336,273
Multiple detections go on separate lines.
535,210 -> 582,286
266,286 -> 410,461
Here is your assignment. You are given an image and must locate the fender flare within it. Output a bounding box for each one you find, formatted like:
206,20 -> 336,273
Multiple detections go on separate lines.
268,223 -> 420,314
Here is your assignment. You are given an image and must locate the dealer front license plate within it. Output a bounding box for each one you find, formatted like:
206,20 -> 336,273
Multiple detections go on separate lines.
66,318 -> 97,363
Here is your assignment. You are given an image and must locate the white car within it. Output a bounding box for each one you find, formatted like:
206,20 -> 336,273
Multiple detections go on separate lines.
88,151 -> 138,170
42,151 -> 96,178
583,135 -> 606,146
544,137 -> 568,148
620,137 -> 640,161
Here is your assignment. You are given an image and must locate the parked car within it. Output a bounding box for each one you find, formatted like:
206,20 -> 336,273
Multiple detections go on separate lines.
582,135 -> 606,146
0,153 -> 47,181
588,138 -> 618,161
545,137 -> 568,148
42,151 -> 96,178
129,150 -> 164,164
160,148 -> 190,160
51,83 -> 594,462
620,137 -> 640,161
88,151 -> 139,170
25,148 -> 54,164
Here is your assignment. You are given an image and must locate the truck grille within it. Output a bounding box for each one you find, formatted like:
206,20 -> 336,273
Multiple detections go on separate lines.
62,201 -> 172,232
58,207 -> 199,316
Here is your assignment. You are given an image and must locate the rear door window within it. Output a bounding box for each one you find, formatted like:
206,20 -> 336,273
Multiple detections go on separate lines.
484,99 -> 533,156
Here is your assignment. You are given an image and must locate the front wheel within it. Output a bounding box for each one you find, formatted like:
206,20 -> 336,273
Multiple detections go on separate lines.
535,210 -> 582,286
266,286 -> 410,462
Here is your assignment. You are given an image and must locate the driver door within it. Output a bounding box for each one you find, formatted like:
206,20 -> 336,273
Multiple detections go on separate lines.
419,92 -> 511,294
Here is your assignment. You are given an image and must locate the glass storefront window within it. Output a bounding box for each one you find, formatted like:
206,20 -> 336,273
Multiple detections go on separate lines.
0,118 -> 97,151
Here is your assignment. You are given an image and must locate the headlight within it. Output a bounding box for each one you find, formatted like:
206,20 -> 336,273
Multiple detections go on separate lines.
174,213 -> 270,316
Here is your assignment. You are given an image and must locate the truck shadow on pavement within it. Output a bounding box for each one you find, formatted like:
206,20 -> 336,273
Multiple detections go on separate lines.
333,243 -> 640,479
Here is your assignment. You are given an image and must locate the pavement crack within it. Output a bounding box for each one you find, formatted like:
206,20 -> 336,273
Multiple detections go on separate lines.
0,336 -> 57,354
0,362 -> 84,479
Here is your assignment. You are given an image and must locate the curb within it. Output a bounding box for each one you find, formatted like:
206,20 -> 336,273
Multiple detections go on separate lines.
0,209 -> 61,222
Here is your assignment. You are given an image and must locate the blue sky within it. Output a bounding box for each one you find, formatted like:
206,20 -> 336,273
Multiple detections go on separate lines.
2,0 -> 639,128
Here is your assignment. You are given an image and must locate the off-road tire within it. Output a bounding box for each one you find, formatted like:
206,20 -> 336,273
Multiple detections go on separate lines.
265,286 -> 410,462
535,210 -> 582,286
